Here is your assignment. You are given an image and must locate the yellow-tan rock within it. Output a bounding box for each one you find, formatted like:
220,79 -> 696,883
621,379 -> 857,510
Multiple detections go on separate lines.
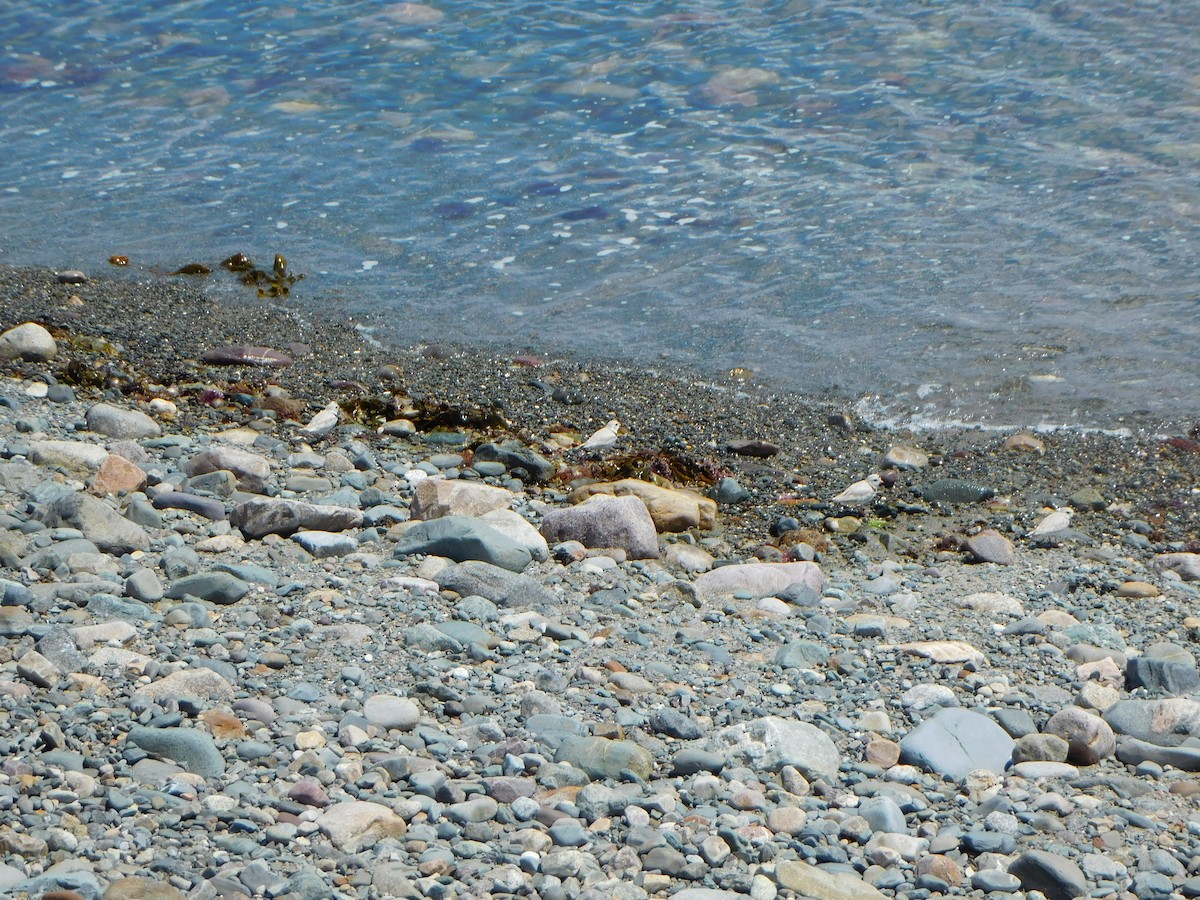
568,478 -> 716,532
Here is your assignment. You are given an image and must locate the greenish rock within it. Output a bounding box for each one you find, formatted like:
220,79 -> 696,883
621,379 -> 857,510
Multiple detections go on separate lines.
127,725 -> 226,777
555,735 -> 654,781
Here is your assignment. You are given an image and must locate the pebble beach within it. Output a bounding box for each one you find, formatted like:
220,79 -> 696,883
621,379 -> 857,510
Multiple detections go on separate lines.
2,264 -> 1200,900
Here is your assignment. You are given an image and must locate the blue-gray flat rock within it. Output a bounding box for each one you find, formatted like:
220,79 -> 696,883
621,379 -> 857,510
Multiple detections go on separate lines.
293,530 -> 359,558
434,560 -> 557,607
395,516 -> 532,571
899,707 -> 1015,780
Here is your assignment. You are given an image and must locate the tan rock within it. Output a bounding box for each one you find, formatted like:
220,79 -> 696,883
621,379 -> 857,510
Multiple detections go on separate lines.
318,800 -> 408,851
137,668 -> 234,702
1115,580 -> 1159,598
296,730 -> 327,750
410,479 -> 512,519
774,859 -> 885,899
865,738 -> 901,768
1076,657 -> 1123,687
569,478 -> 716,532
89,453 -> 148,496
889,641 -> 986,665
882,445 -> 929,470
1076,680 -> 1121,711
71,621 -> 138,649
17,649 -> 62,688
200,708 -> 247,739
1002,433 -> 1046,453
67,673 -> 111,696
103,875 -> 187,899
29,440 -> 109,474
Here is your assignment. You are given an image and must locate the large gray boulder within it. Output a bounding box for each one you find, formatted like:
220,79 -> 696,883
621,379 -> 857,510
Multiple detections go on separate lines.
45,492 -> 149,555
899,708 -> 1014,780
230,497 -> 363,539
540,494 -> 659,559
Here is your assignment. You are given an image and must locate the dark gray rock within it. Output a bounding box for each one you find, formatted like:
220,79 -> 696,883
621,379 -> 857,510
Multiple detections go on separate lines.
473,441 -> 555,482
1007,849 -> 1088,900
166,572 -> 250,605
1126,656 -> 1200,696
899,708 -> 1015,780
671,749 -> 725,775
648,708 -> 705,740
36,626 -> 87,674
434,560 -> 558,608
151,490 -> 226,520
919,479 -> 995,505
231,497 -> 363,539
395,516 -> 532,571
1115,737 -> 1200,771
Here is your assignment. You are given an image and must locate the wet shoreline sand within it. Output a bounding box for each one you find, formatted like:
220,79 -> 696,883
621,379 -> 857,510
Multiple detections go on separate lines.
2,263 -> 1200,899
1,263 -> 1197,546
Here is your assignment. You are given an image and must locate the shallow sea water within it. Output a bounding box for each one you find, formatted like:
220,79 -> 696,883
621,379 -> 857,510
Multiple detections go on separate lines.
1,1 -> 1198,429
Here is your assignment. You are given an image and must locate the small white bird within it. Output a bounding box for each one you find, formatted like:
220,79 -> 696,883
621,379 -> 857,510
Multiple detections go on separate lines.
580,418 -> 621,450
299,401 -> 340,439
831,473 -> 883,504
1030,507 -> 1074,536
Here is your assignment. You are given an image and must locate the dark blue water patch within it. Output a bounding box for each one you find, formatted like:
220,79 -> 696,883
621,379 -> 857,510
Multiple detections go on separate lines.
558,205 -> 609,222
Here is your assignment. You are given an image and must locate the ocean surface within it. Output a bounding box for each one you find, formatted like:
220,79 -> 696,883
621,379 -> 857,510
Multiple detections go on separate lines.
2,1 -> 1198,429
